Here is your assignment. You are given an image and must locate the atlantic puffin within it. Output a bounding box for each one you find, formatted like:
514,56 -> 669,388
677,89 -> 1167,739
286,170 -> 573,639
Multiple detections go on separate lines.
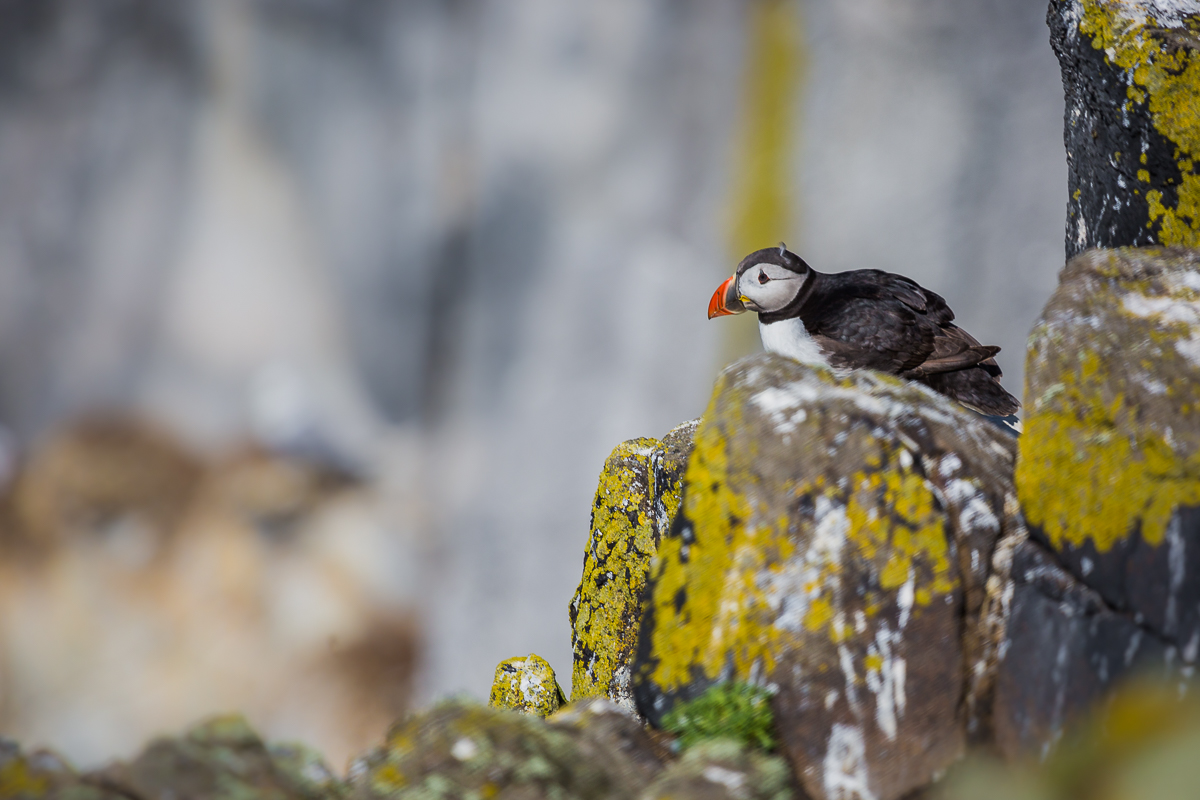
708,244 -> 1020,418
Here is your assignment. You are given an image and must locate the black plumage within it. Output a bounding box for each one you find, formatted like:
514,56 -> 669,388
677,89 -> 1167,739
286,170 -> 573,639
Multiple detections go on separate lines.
715,247 -> 1020,417
795,269 -> 1018,416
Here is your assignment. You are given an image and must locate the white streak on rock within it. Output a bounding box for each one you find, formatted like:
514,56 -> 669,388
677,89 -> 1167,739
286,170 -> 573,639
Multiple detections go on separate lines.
824,723 -> 876,800
938,453 -> 962,479
838,645 -> 861,714
703,766 -> 747,795
898,571 -> 915,630
864,623 -> 907,741
765,496 -> 848,632
1166,513 -> 1185,635
451,737 -> 479,761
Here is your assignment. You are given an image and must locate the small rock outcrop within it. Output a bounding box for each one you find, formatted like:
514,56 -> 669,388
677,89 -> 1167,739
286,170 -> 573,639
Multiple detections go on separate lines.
0,716 -> 346,800
94,715 -> 346,800
1001,247 -> 1200,757
569,421 -> 698,712
641,739 -> 794,800
488,654 -> 567,716
0,739 -> 123,800
349,699 -> 669,799
630,353 -> 1020,800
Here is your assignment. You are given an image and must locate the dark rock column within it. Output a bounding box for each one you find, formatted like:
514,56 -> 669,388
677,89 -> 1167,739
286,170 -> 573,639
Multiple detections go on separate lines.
1048,0 -> 1200,256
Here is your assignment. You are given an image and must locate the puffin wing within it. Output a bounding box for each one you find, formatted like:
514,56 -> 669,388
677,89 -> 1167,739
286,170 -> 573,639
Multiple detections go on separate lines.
808,297 -> 937,373
804,270 -> 946,373
905,325 -> 1001,377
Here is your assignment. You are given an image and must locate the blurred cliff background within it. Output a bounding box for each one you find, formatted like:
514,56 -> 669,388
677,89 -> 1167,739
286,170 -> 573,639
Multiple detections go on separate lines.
0,0 -> 1065,772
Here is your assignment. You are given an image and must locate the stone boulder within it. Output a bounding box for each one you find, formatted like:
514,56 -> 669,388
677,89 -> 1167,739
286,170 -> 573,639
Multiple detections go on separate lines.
349,699 -> 670,799
630,353 -> 1021,800
488,654 -> 567,717
1002,247 -> 1200,757
0,739 -> 125,800
640,739 -> 794,800
89,715 -> 346,800
569,421 -> 698,713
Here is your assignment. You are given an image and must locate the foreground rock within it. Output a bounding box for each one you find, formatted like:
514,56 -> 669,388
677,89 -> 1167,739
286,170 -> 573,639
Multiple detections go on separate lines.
349,699 -> 669,799
641,739 -> 793,800
1003,247 -> 1200,757
0,716 -> 346,800
93,715 -> 346,800
569,421 -> 698,712
0,739 -> 124,800
631,353 -> 1020,800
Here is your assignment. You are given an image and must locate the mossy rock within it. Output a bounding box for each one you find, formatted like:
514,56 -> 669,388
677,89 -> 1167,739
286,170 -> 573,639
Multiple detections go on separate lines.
349,699 -> 667,799
90,714 -> 346,800
632,353 -> 1020,800
640,739 -> 794,800
0,739 -> 123,800
489,654 -> 567,716
569,420 -> 698,712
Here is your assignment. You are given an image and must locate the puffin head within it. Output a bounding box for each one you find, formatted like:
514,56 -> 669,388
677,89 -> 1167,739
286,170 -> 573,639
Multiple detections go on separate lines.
708,243 -> 812,318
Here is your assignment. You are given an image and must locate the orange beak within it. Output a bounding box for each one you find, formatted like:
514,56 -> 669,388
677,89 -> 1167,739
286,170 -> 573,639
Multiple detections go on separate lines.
708,275 -> 745,318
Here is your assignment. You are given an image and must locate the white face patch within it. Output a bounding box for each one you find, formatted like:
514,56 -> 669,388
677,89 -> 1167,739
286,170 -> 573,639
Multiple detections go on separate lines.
737,262 -> 807,313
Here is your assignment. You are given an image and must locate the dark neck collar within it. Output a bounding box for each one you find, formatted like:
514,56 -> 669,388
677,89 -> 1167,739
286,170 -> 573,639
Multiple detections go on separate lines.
758,270 -> 824,325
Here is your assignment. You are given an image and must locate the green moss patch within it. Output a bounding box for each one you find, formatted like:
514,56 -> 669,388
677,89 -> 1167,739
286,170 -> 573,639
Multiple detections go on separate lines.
661,682 -> 777,752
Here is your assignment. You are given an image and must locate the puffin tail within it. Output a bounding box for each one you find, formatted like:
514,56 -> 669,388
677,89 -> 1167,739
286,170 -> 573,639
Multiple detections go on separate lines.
918,363 -> 1021,418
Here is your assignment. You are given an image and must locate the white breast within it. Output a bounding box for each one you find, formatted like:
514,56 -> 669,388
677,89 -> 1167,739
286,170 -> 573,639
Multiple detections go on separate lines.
759,317 -> 831,367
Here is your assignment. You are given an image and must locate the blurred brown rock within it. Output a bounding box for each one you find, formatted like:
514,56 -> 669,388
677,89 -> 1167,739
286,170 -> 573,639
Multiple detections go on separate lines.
89,715 -> 346,800
0,739 -> 122,800
0,414 -> 420,770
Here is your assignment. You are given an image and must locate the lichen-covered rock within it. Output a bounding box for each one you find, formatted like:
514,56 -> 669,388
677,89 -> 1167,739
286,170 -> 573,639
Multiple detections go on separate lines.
1004,246 -> 1200,757
89,714 -> 346,799
569,421 -> 698,711
632,353 -> 1020,800
349,699 -> 665,799
0,740 -> 123,800
640,739 -> 793,800
489,654 -> 567,716
1049,0 -> 1200,254
1018,249 -> 1200,636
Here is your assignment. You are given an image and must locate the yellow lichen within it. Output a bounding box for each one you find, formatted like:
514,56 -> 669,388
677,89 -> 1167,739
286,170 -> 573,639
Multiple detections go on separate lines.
570,437 -> 674,700
0,759 -> 49,798
1080,0 -> 1200,245
1018,329 -> 1200,553
490,654 -> 564,717
647,376 -> 957,693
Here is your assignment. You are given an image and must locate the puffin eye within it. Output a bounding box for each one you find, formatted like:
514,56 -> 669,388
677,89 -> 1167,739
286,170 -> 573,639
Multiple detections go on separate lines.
757,270 -> 770,285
